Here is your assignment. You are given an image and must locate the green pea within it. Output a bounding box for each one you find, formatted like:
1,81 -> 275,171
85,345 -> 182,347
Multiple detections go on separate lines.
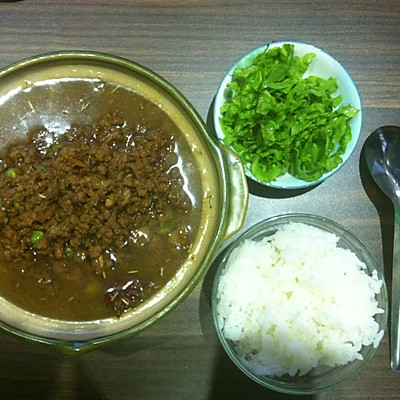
86,279 -> 102,296
50,142 -> 62,153
31,230 -> 45,244
64,245 -> 74,258
5,168 -> 16,178
37,165 -> 48,172
158,226 -> 170,235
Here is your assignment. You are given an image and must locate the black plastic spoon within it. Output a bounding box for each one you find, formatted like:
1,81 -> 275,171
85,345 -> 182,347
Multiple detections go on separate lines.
365,125 -> 400,372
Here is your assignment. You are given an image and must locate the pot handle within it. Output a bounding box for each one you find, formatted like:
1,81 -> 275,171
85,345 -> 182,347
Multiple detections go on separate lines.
218,143 -> 249,240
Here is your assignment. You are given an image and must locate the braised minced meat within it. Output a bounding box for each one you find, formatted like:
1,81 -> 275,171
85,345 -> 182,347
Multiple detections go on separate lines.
0,111 -> 193,316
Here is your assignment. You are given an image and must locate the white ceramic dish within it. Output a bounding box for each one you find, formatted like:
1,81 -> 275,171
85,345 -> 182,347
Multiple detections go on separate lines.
213,41 -> 363,189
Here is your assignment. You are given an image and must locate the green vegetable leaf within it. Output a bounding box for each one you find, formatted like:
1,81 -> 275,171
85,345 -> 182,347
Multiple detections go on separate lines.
219,44 -> 359,183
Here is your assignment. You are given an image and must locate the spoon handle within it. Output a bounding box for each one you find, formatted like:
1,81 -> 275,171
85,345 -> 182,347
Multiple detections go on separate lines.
391,207 -> 400,371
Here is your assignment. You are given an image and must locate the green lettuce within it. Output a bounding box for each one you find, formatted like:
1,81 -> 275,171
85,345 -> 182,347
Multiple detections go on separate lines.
219,44 -> 359,183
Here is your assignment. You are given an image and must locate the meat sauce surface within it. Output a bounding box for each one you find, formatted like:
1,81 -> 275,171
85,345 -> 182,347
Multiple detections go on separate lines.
0,108 -> 200,320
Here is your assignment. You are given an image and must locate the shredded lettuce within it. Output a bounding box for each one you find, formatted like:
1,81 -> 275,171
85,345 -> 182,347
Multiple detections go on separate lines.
219,44 -> 359,183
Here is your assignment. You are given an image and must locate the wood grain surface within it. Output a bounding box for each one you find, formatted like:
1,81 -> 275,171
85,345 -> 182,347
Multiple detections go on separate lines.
0,1 -> 400,399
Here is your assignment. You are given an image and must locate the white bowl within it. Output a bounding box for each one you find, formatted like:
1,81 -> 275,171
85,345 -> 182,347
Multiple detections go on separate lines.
213,41 -> 363,189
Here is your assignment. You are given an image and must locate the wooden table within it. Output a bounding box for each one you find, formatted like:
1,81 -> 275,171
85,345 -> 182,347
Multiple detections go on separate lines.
1,1 -> 400,399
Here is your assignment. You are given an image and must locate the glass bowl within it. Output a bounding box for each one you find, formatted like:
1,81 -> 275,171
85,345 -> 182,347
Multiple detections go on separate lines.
211,213 -> 388,394
213,41 -> 363,189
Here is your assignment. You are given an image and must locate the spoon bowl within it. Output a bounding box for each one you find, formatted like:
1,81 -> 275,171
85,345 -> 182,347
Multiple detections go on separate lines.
365,126 -> 400,202
364,125 -> 400,372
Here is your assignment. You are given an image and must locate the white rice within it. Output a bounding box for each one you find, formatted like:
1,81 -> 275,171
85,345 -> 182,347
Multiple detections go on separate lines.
216,222 -> 385,378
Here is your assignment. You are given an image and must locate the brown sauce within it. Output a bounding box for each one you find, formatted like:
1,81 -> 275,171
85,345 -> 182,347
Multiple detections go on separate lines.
0,85 -> 202,321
